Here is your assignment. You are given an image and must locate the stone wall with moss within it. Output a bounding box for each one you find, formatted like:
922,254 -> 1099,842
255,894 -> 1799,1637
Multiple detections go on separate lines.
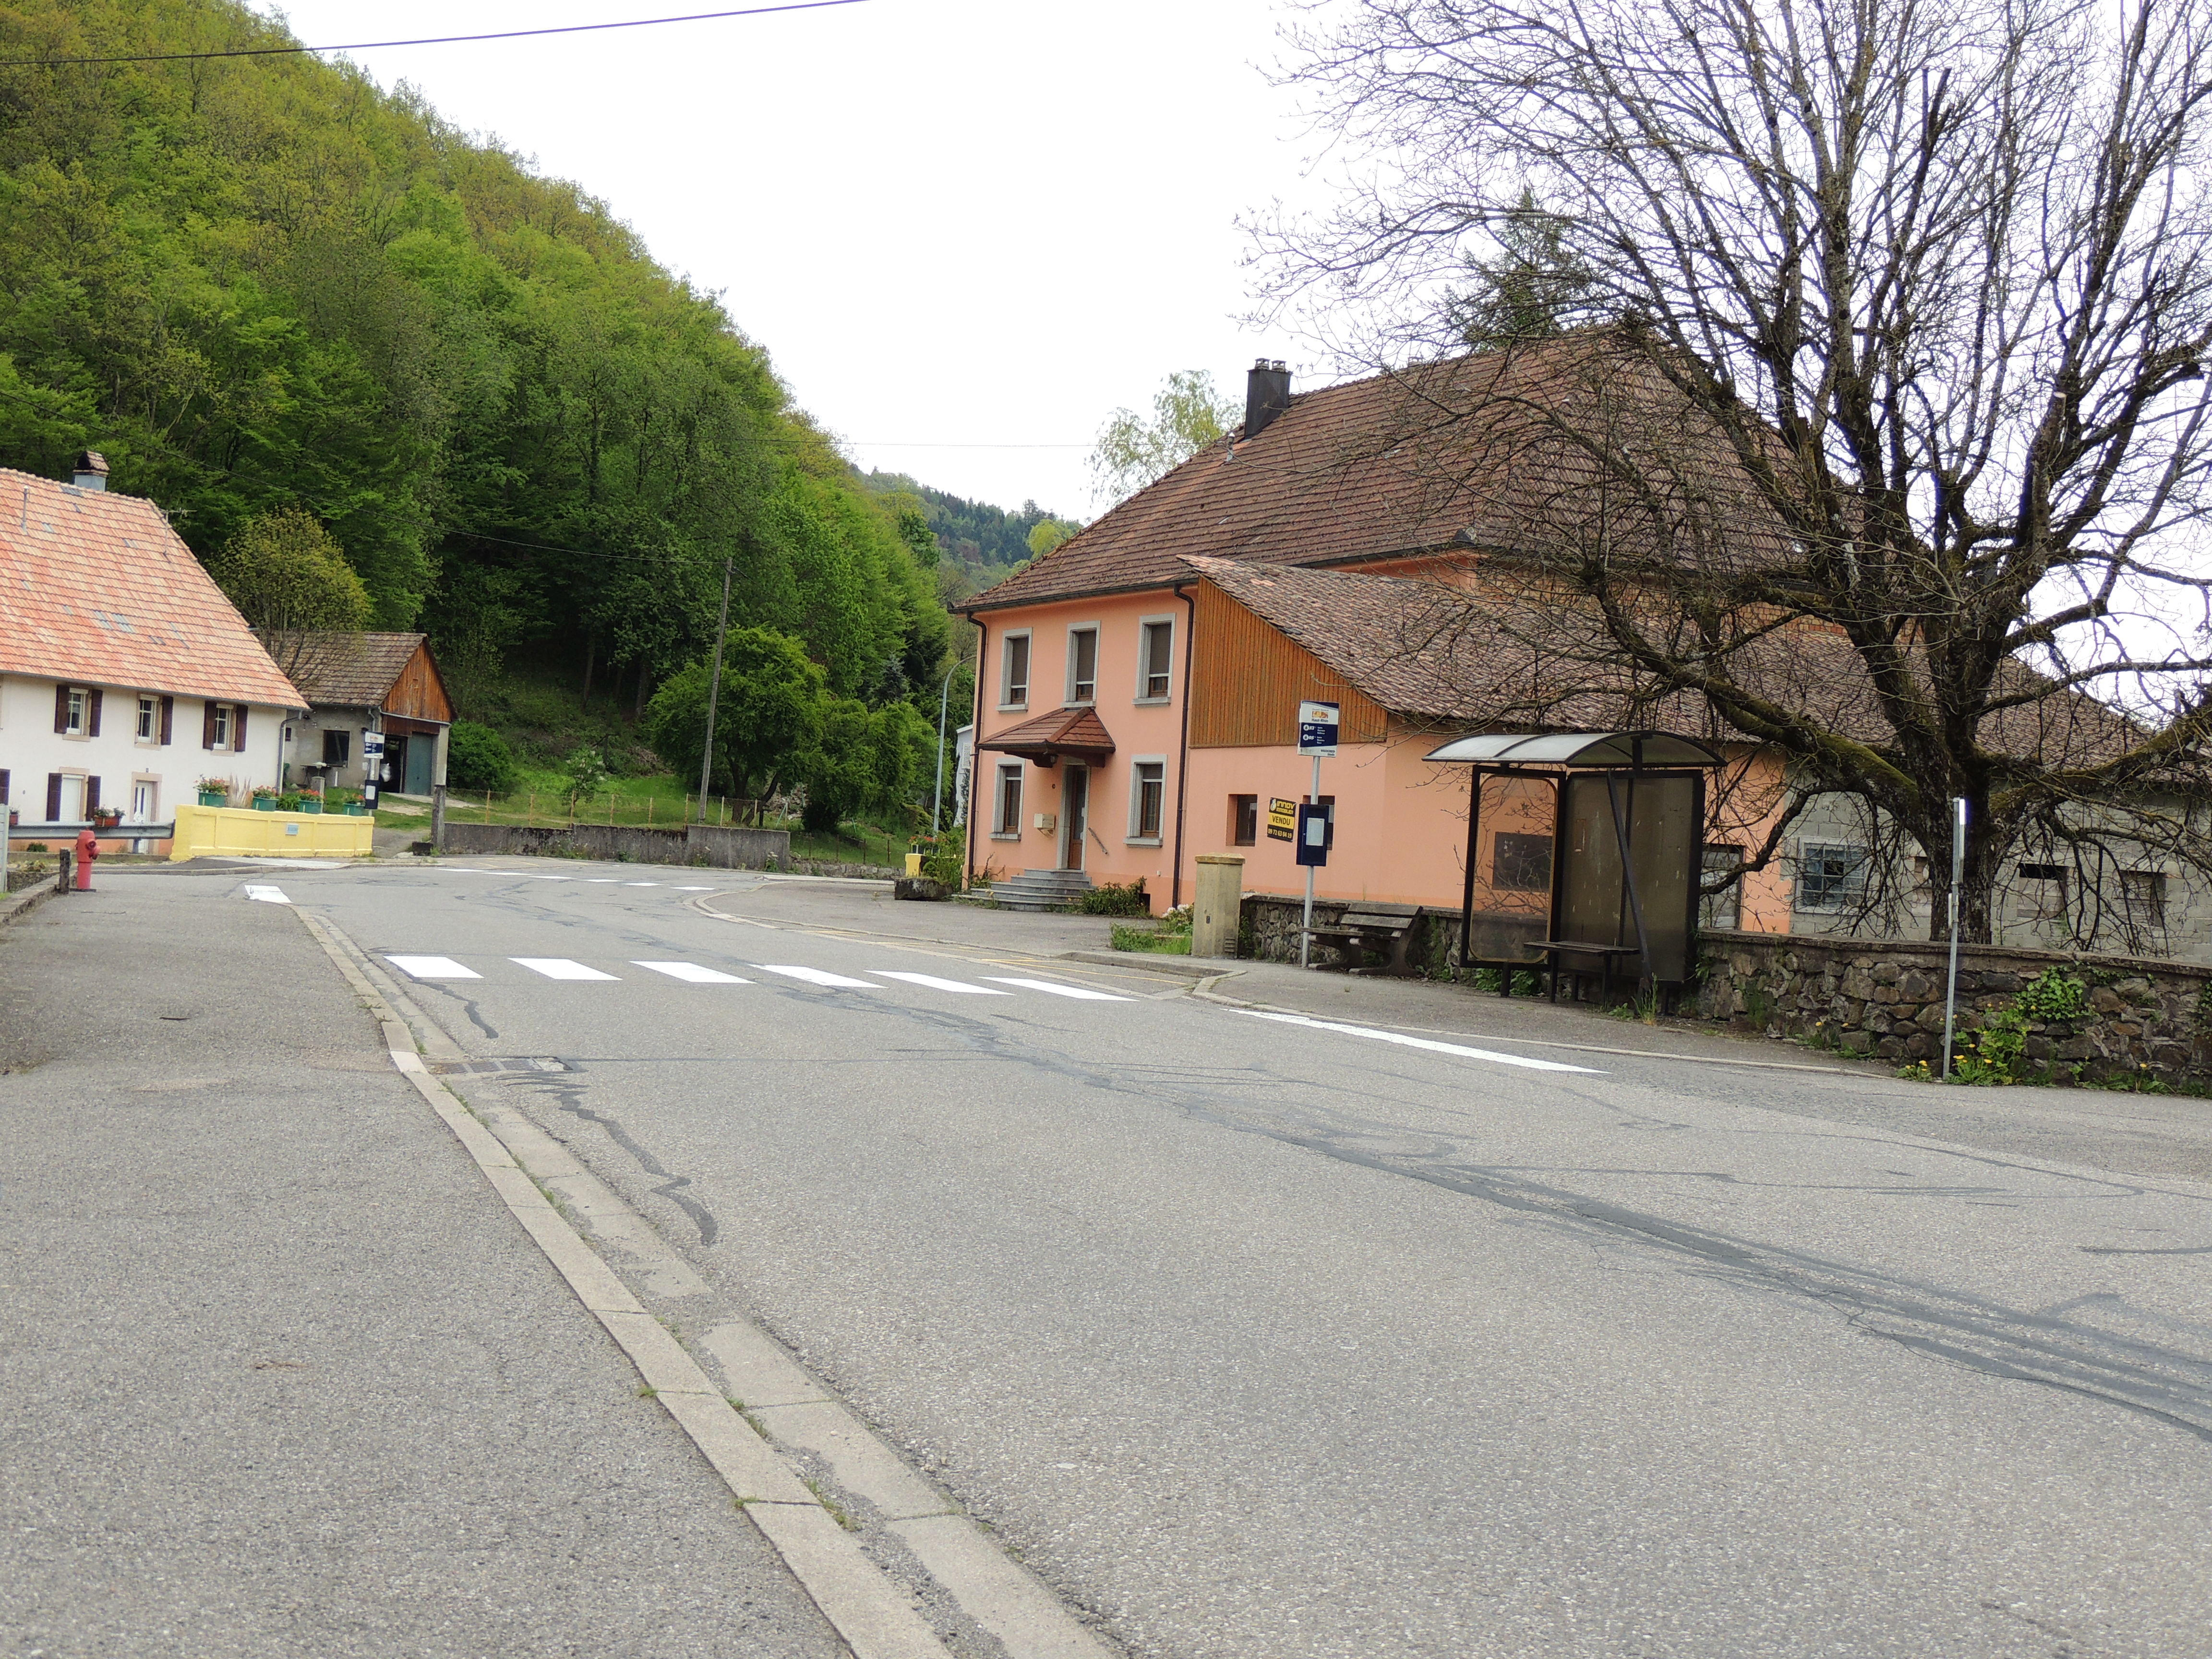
1694,929 -> 2212,1084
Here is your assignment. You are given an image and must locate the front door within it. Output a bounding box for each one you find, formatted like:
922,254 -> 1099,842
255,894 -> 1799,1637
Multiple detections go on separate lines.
404,733 -> 434,795
1061,765 -> 1088,871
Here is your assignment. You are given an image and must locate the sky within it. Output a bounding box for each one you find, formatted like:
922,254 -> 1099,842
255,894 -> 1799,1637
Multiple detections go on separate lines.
249,0 -> 1334,521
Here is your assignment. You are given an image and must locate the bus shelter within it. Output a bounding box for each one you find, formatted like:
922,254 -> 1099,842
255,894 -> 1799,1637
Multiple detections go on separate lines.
1422,730 -> 1724,1003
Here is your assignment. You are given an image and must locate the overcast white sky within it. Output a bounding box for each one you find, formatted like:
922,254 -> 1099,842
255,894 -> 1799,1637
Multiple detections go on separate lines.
251,0 -> 1330,520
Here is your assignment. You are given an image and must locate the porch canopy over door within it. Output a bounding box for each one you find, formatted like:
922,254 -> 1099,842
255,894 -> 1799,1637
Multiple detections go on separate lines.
1423,730 -> 1724,992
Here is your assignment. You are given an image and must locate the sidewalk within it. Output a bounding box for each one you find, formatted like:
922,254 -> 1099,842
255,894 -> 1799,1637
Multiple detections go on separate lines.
0,882 -> 846,1656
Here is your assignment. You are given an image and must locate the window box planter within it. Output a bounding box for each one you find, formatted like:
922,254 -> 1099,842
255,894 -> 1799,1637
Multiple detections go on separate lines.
300,798 -> 324,815
197,790 -> 227,807
252,796 -> 278,811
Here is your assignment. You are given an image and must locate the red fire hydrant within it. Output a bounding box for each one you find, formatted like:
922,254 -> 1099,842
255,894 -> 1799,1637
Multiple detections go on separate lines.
73,825 -> 96,891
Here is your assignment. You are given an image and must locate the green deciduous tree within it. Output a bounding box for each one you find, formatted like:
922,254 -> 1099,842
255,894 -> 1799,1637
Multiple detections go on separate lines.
207,508 -> 373,671
646,628 -> 825,807
1088,371 -> 1241,505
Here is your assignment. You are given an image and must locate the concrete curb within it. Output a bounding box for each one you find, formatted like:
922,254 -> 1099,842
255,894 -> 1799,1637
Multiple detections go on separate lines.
291,904 -> 1116,1659
0,878 -> 63,929
292,909 -> 950,1659
1059,948 -> 1238,982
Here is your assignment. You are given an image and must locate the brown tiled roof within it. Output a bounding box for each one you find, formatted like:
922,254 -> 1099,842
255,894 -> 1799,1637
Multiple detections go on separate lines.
1190,557 -> 2144,767
974,705 -> 1117,762
268,631 -> 430,707
0,467 -> 303,706
963,337 -> 1790,613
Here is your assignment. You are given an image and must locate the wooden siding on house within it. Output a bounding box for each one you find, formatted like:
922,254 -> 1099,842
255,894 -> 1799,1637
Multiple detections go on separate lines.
385,642 -> 453,723
1189,580 -> 1388,747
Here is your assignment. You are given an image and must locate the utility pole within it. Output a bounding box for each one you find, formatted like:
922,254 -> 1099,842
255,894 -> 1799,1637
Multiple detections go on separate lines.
696,556 -> 733,824
932,647 -> 974,835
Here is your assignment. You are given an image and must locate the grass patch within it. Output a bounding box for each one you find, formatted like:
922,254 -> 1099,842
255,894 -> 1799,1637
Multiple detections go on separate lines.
1111,923 -> 1191,954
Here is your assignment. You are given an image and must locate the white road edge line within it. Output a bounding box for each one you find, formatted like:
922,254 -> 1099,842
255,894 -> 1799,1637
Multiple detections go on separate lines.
292,909 -> 971,1659
1240,1009 -> 1605,1073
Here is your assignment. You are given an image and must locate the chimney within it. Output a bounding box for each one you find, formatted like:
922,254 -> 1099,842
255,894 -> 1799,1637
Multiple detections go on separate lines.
71,450 -> 108,492
1244,359 -> 1291,441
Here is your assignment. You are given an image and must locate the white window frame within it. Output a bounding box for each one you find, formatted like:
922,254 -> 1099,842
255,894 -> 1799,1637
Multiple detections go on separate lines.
991,762 -> 1024,840
135,694 -> 158,743
210,703 -> 233,749
63,686 -> 87,737
1064,623 -> 1100,706
1133,616 -> 1176,703
999,631 -> 1032,711
1125,755 -> 1167,845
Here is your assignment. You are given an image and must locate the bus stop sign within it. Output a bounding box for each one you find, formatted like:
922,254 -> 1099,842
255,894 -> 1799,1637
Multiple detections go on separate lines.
1297,700 -> 1339,757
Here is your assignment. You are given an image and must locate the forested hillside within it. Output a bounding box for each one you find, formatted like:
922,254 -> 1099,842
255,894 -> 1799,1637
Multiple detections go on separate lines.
0,0 -> 972,808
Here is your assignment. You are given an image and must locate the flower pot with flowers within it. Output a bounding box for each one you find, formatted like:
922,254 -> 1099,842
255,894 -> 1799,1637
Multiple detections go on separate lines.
92,806 -> 122,830
251,786 -> 280,812
194,777 -> 230,808
299,791 -> 324,815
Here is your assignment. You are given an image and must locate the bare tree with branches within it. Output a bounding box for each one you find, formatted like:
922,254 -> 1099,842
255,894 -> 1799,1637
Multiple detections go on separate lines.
1254,0 -> 2212,943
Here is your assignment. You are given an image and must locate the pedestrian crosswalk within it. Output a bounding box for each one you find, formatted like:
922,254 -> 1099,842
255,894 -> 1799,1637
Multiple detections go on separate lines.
378,953 -> 1131,1002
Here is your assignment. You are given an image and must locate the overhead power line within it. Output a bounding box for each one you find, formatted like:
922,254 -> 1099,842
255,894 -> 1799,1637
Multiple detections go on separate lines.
0,0 -> 869,69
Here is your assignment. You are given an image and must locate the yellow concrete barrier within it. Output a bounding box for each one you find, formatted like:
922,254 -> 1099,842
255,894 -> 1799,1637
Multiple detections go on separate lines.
169,803 -> 374,861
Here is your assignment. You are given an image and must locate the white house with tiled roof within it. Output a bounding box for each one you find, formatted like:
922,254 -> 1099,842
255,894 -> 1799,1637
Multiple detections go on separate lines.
0,454 -> 304,846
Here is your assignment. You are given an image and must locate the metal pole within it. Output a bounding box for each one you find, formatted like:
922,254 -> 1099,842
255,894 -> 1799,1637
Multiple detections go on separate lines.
696,556 -> 733,823
1299,753 -> 1321,968
1941,795 -> 1967,1080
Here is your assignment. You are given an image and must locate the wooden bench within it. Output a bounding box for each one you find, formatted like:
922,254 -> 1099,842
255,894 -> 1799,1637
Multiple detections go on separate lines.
1532,940 -> 1645,1003
1305,906 -> 1427,976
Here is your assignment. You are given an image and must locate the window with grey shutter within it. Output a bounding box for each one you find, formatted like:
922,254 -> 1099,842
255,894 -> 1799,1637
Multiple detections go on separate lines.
86,688 -> 102,737
45,774 -> 61,821
158,695 -> 173,745
202,701 -> 218,748
233,705 -> 248,752
84,777 -> 99,818
53,684 -> 69,733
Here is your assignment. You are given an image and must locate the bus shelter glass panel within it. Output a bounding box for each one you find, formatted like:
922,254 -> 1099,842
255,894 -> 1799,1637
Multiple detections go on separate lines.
1556,772 -> 1701,984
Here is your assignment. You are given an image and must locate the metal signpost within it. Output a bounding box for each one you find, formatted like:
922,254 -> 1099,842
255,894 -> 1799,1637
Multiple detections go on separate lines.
361,730 -> 384,807
1296,700 -> 1338,967
1941,796 -> 1967,1080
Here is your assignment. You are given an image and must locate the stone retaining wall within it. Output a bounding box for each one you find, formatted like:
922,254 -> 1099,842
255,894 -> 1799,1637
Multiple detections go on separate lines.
437,821 -> 790,869
1694,929 -> 2212,1083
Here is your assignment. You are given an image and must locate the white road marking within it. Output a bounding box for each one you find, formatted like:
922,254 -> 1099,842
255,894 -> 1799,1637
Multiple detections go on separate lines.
673,885 -> 715,891
512,957 -> 621,981
633,961 -> 751,984
983,977 -> 1130,1001
754,964 -> 883,989
871,972 -> 1010,995
622,881 -> 661,887
242,885 -> 290,903
1239,1010 -> 1603,1073
385,954 -> 481,980
586,878 -> 620,883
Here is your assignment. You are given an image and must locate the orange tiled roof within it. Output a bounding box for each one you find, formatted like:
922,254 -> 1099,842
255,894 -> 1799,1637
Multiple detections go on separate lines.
1190,556 -> 2145,767
268,631 -> 431,707
962,337 -> 1790,613
0,468 -> 304,707
974,705 -> 1117,761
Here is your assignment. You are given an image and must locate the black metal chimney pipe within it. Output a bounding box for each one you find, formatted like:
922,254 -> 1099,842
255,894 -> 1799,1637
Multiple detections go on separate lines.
1243,359 -> 1290,440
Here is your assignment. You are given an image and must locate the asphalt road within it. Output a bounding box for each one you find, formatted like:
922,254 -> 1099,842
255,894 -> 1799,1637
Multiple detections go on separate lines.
30,857 -> 2212,1658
